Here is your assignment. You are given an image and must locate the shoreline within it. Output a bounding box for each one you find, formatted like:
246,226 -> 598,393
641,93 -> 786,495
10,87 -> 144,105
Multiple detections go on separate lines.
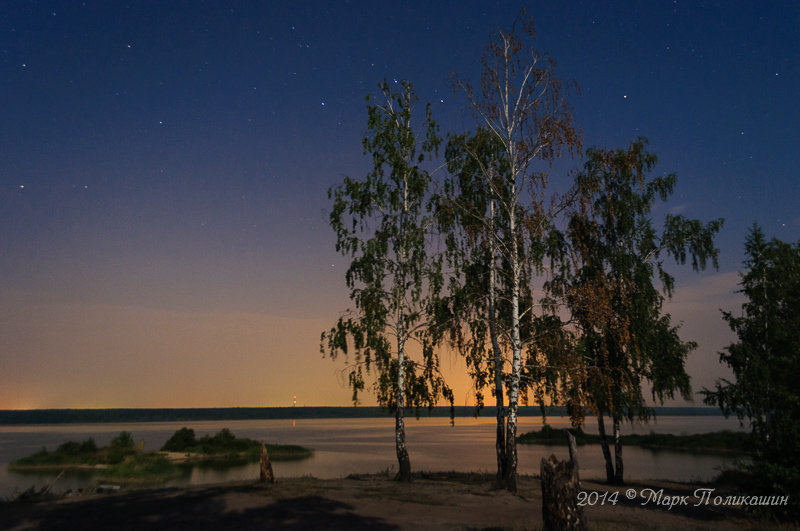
2,472 -> 787,530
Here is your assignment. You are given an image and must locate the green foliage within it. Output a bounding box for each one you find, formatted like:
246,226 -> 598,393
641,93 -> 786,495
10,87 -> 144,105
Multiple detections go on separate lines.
554,138 -> 722,484
56,437 -> 97,456
322,80 -> 454,480
196,428 -> 260,455
436,129 -> 512,406
159,427 -> 311,461
108,431 -> 137,464
11,435 -> 120,468
160,427 -> 260,455
11,438 -> 100,467
80,438 -> 98,453
443,13 -> 583,491
161,427 -> 197,452
703,225 -> 800,512
103,453 -> 180,479
10,428 -> 311,485
110,431 -> 135,449
321,80 -> 452,414
12,431 -> 136,467
561,138 -> 722,419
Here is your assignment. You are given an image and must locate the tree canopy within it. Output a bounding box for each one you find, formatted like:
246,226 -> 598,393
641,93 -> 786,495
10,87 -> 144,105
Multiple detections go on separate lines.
322,80 -> 452,481
442,11 -> 581,491
556,138 -> 723,484
703,225 -> 800,508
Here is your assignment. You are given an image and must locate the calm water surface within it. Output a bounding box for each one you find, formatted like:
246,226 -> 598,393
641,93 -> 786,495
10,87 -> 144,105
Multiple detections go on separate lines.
0,416 -> 747,497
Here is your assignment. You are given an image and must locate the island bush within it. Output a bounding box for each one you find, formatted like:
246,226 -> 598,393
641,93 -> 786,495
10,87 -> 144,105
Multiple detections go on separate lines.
11,427 -> 312,480
107,431 -> 138,464
161,427 -> 197,452
11,437 -> 101,467
160,427 -> 312,461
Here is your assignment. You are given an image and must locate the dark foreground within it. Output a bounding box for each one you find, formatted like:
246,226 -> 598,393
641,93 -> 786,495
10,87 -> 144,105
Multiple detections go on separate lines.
1,473 -> 792,530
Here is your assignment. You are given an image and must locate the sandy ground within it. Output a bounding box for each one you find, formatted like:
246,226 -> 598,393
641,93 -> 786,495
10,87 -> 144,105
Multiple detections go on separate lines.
1,473 -> 794,530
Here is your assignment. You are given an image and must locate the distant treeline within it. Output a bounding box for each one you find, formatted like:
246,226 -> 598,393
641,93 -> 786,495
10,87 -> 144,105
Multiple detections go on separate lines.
0,406 -> 725,425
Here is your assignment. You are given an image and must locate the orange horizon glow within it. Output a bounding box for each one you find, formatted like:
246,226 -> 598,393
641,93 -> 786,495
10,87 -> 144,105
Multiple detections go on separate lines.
0,273 -> 739,411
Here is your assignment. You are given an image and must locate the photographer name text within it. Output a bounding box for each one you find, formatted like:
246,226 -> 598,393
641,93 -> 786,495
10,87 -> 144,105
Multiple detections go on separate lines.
577,488 -> 789,510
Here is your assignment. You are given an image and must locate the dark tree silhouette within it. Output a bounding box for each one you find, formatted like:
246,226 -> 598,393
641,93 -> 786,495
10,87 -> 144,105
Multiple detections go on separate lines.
447,12 -> 581,491
322,80 -> 453,481
703,225 -> 800,510
557,138 -> 722,484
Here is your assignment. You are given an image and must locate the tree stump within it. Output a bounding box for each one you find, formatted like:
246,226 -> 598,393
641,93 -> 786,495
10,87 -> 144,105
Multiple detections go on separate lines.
540,432 -> 585,531
259,444 -> 275,483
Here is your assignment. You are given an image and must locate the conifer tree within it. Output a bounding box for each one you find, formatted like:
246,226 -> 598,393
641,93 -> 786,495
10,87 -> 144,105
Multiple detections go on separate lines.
703,225 -> 800,509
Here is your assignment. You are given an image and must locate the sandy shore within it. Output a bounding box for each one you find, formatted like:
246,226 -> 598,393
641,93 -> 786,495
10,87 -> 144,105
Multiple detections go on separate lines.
0,473 -> 791,530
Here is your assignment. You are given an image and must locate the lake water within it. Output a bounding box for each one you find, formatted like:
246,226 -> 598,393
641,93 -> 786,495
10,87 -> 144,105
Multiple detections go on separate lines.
0,415 -> 748,498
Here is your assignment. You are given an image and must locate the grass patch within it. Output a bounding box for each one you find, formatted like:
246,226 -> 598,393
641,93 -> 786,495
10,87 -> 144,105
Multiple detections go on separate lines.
101,453 -> 183,481
517,424 -> 753,454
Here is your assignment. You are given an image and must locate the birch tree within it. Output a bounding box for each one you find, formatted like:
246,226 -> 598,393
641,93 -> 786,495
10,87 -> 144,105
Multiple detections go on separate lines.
559,139 -> 723,484
436,128 -> 512,486
449,15 -> 581,491
321,80 -> 452,481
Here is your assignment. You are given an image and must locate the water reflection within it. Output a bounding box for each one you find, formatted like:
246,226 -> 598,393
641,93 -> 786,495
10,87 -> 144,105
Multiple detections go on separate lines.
1,416 -> 747,497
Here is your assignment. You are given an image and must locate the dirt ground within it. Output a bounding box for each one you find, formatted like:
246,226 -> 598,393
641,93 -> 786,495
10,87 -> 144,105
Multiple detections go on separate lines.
1,473 -> 794,530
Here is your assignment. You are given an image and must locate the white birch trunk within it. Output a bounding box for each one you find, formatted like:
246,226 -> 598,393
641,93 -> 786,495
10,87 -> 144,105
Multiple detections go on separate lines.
503,185 -> 523,492
394,169 -> 411,481
488,198 -> 506,483
613,415 -> 623,485
395,326 -> 410,480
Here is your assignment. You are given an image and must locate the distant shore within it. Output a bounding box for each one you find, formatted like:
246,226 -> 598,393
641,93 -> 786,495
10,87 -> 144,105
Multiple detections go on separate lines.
0,406 -> 727,425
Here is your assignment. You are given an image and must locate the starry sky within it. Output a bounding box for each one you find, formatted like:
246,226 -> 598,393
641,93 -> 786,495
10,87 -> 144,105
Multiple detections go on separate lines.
1,1 -> 798,409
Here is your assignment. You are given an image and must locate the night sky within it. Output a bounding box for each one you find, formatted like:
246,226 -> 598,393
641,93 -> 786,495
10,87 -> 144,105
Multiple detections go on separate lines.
2,1 -> 798,409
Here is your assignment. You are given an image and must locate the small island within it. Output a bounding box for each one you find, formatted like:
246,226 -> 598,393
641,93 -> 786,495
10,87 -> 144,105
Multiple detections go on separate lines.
9,428 -> 312,482
160,427 -> 312,463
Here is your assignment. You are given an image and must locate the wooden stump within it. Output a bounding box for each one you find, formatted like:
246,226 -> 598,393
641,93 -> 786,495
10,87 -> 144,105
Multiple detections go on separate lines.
259,444 -> 275,483
540,432 -> 585,531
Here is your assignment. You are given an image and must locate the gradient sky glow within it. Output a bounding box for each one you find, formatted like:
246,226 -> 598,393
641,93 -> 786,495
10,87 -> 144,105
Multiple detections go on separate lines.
1,1 -> 798,409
